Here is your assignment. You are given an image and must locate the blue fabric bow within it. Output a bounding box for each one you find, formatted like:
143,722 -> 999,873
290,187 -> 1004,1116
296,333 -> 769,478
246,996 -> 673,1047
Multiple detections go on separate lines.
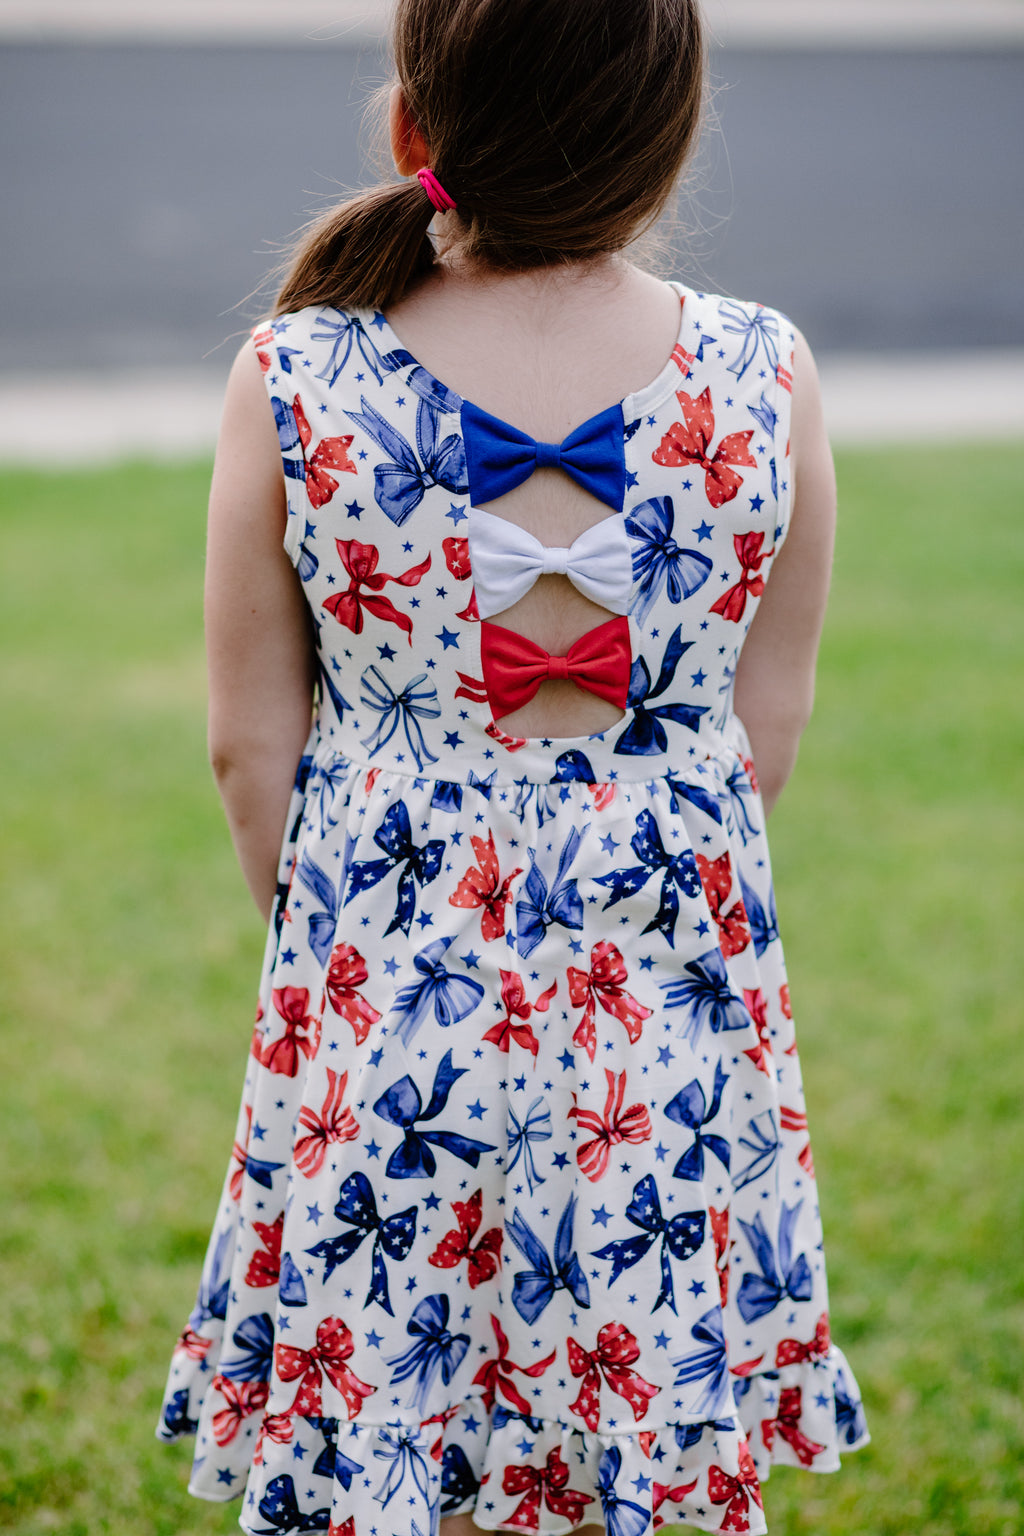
736,1201 -> 812,1323
161,1388 -> 197,1437
719,298 -> 780,380
372,1426 -> 434,1508
294,851 -> 342,966
278,1251 -> 308,1308
385,1293 -> 471,1414
674,1418 -> 737,1451
594,808 -> 701,948
668,769 -> 723,827
429,769 -> 495,814
253,1474 -> 330,1534
505,1095 -> 552,1195
592,1173 -> 705,1316
733,1108 -> 780,1191
188,1226 -> 231,1328
515,825 -> 587,958
309,1417 -> 366,1486
373,1049 -> 496,1179
671,1306 -> 731,1417
613,626 -> 708,757
240,1151 -> 285,1192
659,947 -> 752,1044
310,308 -> 395,386
739,868 -> 779,955
389,935 -> 485,1049
345,800 -> 445,937
359,665 -> 441,771
625,496 -> 713,627
305,1171 -> 418,1317
462,399 -> 627,513
596,1445 -> 651,1536
218,1310 -> 275,1382
663,1059 -> 731,1181
504,1193 -> 591,1324
441,1443 -> 480,1512
346,395 -> 467,526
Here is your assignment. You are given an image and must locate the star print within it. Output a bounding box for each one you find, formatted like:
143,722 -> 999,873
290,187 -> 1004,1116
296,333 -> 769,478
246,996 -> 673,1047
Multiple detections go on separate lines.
461,950 -> 480,970
750,493 -> 764,511
692,519 -> 713,541
558,1049 -> 574,1070
423,1192 -> 442,1210
467,1099 -> 487,1121
653,1331 -> 670,1349
280,947 -> 297,965
446,503 -> 467,525
444,731 -> 463,748
345,500 -> 363,519
599,833 -> 619,855
365,1140 -> 381,1160
691,669 -> 706,687
436,626 -> 459,649
365,1329 -> 383,1348
383,957 -> 400,975
377,642 -> 397,661
592,1206 -> 612,1227
306,1203 -> 323,1225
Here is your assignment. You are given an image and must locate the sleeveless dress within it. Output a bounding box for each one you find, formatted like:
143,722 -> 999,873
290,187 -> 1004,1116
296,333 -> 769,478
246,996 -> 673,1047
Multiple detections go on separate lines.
157,282 -> 869,1536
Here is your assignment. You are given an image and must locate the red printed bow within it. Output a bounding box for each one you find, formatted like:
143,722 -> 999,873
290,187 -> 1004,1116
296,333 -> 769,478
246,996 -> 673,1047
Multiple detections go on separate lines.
324,942 -> 381,1044
293,1068 -> 360,1178
428,1187 -> 504,1289
174,1326 -> 213,1361
762,1386 -> 827,1466
707,1445 -> 764,1531
710,1204 -> 731,1307
292,393 -> 356,509
274,1316 -> 374,1418
652,387 -> 756,509
329,1520 -> 355,1536
211,1375 -> 269,1446
571,1069 -> 652,1183
442,535 -> 479,621
482,970 -> 558,1058
449,830 -> 522,943
652,1477 -> 699,1528
479,615 -> 631,721
567,940 -> 652,1062
245,1212 -> 284,1289
710,532 -> 768,623
779,1104 -> 815,1176
502,1447 -> 595,1530
262,986 -> 321,1077
775,1313 -> 831,1367
566,1321 -> 660,1431
322,538 -> 430,642
253,1410 -> 293,1465
472,1314 -> 555,1414
741,988 -> 773,1077
696,852 -> 751,958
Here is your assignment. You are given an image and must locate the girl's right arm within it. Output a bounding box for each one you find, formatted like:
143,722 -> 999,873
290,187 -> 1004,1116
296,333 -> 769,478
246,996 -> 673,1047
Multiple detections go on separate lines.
731,328 -> 837,815
205,341 -> 318,923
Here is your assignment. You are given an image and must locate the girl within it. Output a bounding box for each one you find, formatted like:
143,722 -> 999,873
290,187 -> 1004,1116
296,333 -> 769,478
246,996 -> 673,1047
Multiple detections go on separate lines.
158,1 -> 869,1532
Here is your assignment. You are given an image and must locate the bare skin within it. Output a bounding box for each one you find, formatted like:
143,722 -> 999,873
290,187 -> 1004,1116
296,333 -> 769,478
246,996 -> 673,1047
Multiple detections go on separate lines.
206,85 -> 836,928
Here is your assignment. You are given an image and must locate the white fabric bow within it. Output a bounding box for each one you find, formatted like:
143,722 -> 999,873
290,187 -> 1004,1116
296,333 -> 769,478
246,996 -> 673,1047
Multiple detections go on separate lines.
468,505 -> 633,619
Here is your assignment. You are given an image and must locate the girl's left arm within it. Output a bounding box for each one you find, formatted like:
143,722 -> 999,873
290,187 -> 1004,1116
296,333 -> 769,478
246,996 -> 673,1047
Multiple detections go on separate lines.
205,340 -> 317,924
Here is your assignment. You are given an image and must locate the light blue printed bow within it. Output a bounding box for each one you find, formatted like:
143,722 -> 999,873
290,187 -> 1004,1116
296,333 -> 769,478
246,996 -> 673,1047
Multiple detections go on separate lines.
359,665 -> 441,770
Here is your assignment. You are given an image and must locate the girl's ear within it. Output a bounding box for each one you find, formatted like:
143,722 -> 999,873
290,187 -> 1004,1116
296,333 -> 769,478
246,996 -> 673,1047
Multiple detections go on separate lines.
389,83 -> 431,177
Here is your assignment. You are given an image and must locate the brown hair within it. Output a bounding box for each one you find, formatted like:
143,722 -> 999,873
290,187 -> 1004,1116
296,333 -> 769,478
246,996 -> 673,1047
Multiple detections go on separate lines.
274,0 -> 706,315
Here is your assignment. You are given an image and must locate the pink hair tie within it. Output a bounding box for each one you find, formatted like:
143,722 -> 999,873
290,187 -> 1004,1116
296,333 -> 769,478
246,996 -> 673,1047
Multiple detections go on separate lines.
416,167 -> 457,213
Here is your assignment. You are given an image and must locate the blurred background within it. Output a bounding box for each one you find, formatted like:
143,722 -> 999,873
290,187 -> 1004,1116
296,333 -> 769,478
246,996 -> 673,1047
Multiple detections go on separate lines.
1,5 -> 1022,1536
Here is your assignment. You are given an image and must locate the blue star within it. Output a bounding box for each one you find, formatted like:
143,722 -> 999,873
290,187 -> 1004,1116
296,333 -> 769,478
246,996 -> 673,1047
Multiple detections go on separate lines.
599,833 -> 619,855
552,1151 -> 570,1169
516,1437 -> 534,1456
365,1329 -> 383,1348
749,494 -> 764,512
306,1202 -> 323,1225
423,1192 -> 442,1210
558,1049 -> 574,1071
654,1143 -> 669,1162
467,1099 -> 487,1121
695,918 -> 710,936
251,1122 -> 266,1141
365,1140 -> 381,1159
688,1279 -> 706,1296
692,519 -> 713,542
592,1206 -> 612,1227
625,470 -> 639,489
345,500 -> 363,519
368,1047 -> 384,1067
446,503 -> 467,525
377,642 -> 397,661
280,947 -> 297,965
444,730 -> 463,748
656,1045 -> 674,1066
436,626 -> 460,650
216,1469 -> 234,1486
653,1331 -> 670,1350
461,950 -> 481,970
370,311 -> 387,331
416,911 -> 434,929
632,1474 -> 652,1493
690,669 -> 706,687
513,1075 -> 527,1092
463,1412 -> 480,1432
383,956 -> 400,975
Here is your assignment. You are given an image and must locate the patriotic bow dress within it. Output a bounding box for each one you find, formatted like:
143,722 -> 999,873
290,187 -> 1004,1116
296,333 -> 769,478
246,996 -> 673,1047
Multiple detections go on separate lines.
158,283 -> 868,1536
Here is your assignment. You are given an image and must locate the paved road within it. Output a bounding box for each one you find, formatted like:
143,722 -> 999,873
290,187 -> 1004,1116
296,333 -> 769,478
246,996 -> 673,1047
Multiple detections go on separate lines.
1,40 -> 1022,375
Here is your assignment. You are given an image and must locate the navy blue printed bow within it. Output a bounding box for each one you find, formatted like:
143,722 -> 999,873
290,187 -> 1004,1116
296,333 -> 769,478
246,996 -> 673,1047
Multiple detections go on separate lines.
663,1059 -> 731,1180
461,399 -> 627,512
739,867 -> 779,956
385,1292 -> 470,1414
218,1310 -> 275,1382
594,807 -> 701,947
670,1306 -> 731,1418
596,1445 -> 650,1536
309,1417 -> 365,1487
345,800 -> 445,937
592,1173 -> 705,1316
305,1170 -> 418,1316
161,1388 -> 198,1437
504,1193 -> 591,1323
441,1443 -> 481,1512
736,1201 -> 812,1323
373,1049 -> 496,1179
659,947 -> 752,1044
253,1474 -> 330,1534
188,1226 -> 231,1328
612,625 -> 708,757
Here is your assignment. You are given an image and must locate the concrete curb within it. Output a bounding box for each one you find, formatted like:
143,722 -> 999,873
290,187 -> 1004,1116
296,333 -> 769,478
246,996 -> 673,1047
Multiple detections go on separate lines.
1,352 -> 1020,467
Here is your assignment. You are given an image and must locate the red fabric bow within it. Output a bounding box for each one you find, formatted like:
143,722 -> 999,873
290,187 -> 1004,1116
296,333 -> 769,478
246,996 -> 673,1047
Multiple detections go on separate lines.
697,852 -> 751,959
652,387 -> 756,509
502,1447 -> 595,1530
567,940 -> 652,1061
710,532 -> 768,623
292,393 -> 356,509
472,1315 -> 555,1414
482,970 -> 557,1058
566,1321 -> 660,1430
293,1068 -> 360,1177
322,538 -> 430,642
324,943 -> 381,1044
762,1386 -> 827,1466
274,1316 -> 375,1418
449,832 -> 523,942
571,1069 -> 652,1183
262,986 -> 321,1077
706,1444 -> 764,1531
480,615 -> 631,721
211,1375 -> 269,1446
253,1410 -> 293,1465
741,987 -> 773,1077
775,1313 -> 831,1367
652,1477 -> 699,1528
245,1212 -> 284,1289
428,1186 -> 504,1289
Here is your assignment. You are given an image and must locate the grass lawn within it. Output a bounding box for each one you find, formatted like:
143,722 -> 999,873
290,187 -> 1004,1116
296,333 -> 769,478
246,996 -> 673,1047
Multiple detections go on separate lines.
1,443 -> 1022,1535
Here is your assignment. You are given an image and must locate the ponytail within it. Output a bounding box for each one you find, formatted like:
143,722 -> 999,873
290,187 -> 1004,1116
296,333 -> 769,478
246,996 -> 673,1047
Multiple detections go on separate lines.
273,178 -> 438,316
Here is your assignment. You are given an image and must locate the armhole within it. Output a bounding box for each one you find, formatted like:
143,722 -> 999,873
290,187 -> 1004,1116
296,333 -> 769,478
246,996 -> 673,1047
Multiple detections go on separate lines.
770,313 -> 797,554
251,318 -> 304,568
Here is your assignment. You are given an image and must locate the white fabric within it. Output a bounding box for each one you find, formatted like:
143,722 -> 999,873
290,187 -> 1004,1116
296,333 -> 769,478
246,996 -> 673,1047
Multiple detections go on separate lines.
468,504 -> 633,618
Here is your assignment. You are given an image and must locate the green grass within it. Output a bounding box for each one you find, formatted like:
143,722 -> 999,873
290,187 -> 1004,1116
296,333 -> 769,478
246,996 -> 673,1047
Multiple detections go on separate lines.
1,444 -> 1022,1535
